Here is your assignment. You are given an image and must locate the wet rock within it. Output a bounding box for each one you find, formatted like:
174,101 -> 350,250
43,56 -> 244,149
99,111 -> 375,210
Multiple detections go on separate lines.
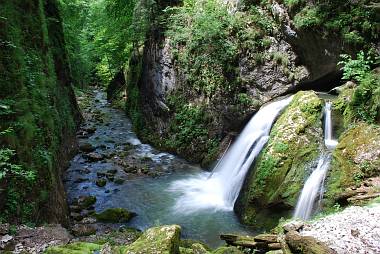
123,225 -> 180,254
105,189 -> 111,193
107,169 -> 117,175
86,152 -> 104,162
105,174 -> 114,182
0,234 -> 15,251
285,230 -> 336,254
114,178 -> 125,185
71,224 -> 96,237
70,212 -> 83,221
97,172 -> 106,178
79,142 -> 95,153
213,246 -> 244,254
83,126 -> 97,134
96,179 -> 107,187
76,195 -> 96,209
95,208 -> 136,223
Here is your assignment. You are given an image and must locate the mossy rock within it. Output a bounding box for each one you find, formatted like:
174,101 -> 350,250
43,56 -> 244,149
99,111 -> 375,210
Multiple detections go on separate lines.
123,225 -> 181,254
96,178 -> 107,187
44,242 -> 102,254
324,123 -> 380,207
95,208 -> 136,223
212,246 -> 243,254
235,91 -> 323,227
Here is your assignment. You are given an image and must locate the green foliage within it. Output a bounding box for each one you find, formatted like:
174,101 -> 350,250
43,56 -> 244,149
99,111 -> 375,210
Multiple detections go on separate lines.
166,0 -> 276,98
291,0 -> 378,46
0,149 -> 36,182
339,50 -> 380,123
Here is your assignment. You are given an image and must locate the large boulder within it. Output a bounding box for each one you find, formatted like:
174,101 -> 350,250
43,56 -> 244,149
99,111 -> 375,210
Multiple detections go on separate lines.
123,225 -> 181,254
324,123 -> 380,206
95,208 -> 136,223
235,91 -> 323,228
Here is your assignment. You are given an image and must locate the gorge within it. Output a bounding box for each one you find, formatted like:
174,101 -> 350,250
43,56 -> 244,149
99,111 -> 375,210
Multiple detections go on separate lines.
0,0 -> 380,253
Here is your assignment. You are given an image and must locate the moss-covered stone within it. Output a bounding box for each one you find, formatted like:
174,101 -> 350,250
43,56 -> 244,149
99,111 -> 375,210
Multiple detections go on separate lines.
123,225 -> 181,254
44,242 -> 102,254
324,123 -> 380,207
95,208 -> 136,223
235,91 -> 323,228
212,246 -> 243,254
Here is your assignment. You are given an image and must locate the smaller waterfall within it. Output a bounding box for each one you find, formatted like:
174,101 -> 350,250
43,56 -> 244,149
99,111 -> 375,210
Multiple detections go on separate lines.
169,96 -> 293,214
293,154 -> 331,220
294,101 -> 338,220
324,101 -> 338,149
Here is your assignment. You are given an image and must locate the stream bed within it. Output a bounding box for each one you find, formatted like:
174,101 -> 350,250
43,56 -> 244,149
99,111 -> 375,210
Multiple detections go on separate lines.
64,90 -> 253,247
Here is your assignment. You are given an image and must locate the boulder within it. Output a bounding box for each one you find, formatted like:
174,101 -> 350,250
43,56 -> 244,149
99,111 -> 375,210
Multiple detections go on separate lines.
235,91 -> 323,228
86,152 -> 104,162
212,246 -> 243,254
71,224 -> 96,237
76,195 -> 96,209
283,221 -> 305,233
123,225 -> 181,254
285,230 -> 336,254
96,179 -> 107,187
79,142 -> 95,153
95,208 -> 136,223
0,234 -> 15,251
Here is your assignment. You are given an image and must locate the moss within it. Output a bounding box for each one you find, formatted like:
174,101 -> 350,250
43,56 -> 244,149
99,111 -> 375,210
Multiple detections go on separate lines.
123,225 -> 181,254
236,91 -> 323,227
95,208 -> 136,223
324,123 -> 380,206
212,246 -> 243,254
44,242 -> 102,254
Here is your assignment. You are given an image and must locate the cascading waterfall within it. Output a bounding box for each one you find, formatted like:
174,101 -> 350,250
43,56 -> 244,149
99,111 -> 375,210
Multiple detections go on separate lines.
169,96 -> 293,214
294,101 -> 337,220
324,101 -> 338,149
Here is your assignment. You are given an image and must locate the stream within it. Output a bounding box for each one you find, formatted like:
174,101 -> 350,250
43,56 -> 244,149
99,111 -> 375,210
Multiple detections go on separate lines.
64,90 -> 253,247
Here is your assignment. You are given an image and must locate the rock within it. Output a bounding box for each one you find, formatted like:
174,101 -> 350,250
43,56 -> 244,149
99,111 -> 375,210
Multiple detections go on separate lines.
74,177 -> 88,183
268,243 -> 282,250
80,217 -> 97,224
0,234 -> 15,251
236,91 -> 323,228
123,225 -> 181,254
0,224 -> 9,235
70,212 -> 83,221
283,221 -> 305,233
266,250 -> 283,254
254,234 -> 278,243
71,224 -> 96,237
86,152 -> 104,162
107,169 -> 117,175
285,230 -> 337,254
79,142 -> 95,153
114,178 -> 125,185
45,242 -> 102,253
100,243 -> 112,254
76,195 -> 96,209
325,123 -> 380,207
96,178 -> 107,187
213,246 -> 244,254
69,205 -> 82,212
95,208 -> 136,223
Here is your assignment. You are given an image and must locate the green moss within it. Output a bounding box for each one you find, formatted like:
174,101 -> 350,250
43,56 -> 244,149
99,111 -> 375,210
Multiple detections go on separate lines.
237,91 -> 323,226
325,123 -> 380,206
95,208 -> 136,223
44,242 -> 102,254
212,246 -> 243,254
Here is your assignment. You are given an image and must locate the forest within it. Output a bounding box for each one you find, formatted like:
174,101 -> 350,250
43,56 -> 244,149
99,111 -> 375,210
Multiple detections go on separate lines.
0,0 -> 379,253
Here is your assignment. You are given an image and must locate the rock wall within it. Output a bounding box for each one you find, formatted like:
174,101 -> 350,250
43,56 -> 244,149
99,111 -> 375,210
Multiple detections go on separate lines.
235,91 -> 323,228
0,0 -> 81,224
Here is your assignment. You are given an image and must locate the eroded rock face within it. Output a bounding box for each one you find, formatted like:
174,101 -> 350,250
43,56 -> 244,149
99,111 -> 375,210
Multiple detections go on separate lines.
124,225 -> 181,254
235,91 -> 323,228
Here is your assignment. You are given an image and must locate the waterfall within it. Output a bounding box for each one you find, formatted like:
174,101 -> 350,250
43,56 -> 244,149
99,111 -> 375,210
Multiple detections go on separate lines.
324,101 -> 338,149
169,96 -> 293,214
293,154 -> 331,220
294,101 -> 338,220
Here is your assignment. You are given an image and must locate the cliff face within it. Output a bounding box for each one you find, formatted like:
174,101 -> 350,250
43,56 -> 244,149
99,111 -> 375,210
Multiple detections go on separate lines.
0,0 -> 81,224
125,0 -> 370,166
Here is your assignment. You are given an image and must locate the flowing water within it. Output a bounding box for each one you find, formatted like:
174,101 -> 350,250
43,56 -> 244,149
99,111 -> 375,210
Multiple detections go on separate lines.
169,96 -> 293,214
294,101 -> 338,220
65,91 -> 255,247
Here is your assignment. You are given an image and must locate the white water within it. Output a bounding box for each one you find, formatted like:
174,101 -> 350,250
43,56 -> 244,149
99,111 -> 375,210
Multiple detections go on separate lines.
294,154 -> 331,220
294,101 -> 338,220
169,96 -> 293,214
324,101 -> 338,149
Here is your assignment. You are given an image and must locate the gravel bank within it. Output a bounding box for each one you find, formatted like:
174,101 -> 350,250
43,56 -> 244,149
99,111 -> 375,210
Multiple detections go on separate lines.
300,205 -> 380,254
